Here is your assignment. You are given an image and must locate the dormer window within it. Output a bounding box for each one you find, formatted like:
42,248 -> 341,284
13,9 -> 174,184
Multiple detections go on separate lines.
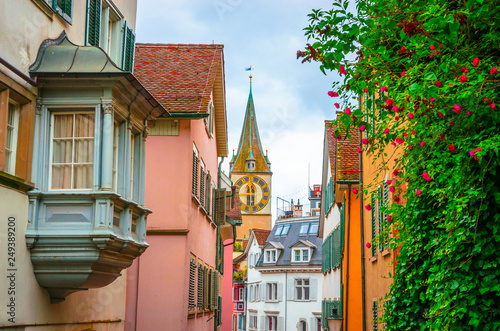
292,248 -> 311,262
246,159 -> 255,171
264,249 -> 277,263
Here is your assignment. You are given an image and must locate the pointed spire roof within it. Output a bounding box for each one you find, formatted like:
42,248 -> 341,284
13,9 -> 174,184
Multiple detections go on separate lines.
230,77 -> 271,173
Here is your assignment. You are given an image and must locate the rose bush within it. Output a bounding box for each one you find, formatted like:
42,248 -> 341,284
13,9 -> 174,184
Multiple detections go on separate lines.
300,0 -> 500,329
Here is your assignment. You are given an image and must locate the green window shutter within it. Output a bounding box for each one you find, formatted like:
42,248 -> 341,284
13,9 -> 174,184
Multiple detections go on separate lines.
378,186 -> 384,251
53,0 -> 73,23
371,200 -> 377,256
192,152 -> 199,197
188,258 -> 196,310
122,22 -> 136,72
86,0 -> 101,46
373,301 -> 378,331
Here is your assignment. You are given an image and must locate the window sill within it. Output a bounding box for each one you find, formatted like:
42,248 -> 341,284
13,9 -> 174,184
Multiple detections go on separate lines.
31,0 -> 54,20
0,171 -> 35,193
187,311 -> 196,319
382,249 -> 391,257
369,256 -> 377,263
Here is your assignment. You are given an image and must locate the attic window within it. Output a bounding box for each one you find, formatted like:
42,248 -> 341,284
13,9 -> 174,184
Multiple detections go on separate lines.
264,249 -> 277,263
309,222 -> 319,235
299,223 -> 310,235
281,224 -> 291,235
292,248 -> 311,262
275,225 -> 283,236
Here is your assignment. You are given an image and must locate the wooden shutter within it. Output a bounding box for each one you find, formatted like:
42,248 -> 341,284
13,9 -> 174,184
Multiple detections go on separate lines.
205,173 -> 211,211
203,266 -> 209,309
188,258 -> 196,310
310,278 -> 318,301
53,0 -> 73,23
260,316 -> 266,331
200,169 -> 205,205
86,0 -> 101,46
210,270 -> 219,309
211,187 -> 216,217
122,22 -> 136,72
192,151 -> 199,197
215,188 -> 226,225
287,279 -> 294,301
371,199 -> 377,256
378,186 -> 383,251
383,181 -> 390,249
278,283 -> 283,302
197,263 -> 203,309
373,301 -> 378,331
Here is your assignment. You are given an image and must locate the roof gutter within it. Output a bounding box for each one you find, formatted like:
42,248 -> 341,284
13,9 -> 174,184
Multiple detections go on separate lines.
169,112 -> 209,119
0,56 -> 38,87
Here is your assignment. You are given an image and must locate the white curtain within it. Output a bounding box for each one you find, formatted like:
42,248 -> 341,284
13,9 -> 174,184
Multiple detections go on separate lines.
52,113 -> 94,189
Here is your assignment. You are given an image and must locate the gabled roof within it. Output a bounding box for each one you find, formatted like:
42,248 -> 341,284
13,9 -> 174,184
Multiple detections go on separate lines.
290,239 -> 317,248
230,81 -> 271,173
243,228 -> 271,256
265,241 -> 285,249
134,43 -> 228,156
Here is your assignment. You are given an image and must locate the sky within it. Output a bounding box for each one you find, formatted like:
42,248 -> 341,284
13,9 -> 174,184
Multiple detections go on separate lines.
136,0 -> 340,218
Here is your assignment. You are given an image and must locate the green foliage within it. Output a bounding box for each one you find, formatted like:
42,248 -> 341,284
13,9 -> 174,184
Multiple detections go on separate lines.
301,0 -> 500,329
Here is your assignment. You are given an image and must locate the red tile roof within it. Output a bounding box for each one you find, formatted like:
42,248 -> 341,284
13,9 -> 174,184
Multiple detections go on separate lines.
134,43 -> 224,113
252,229 -> 271,246
325,114 -> 360,181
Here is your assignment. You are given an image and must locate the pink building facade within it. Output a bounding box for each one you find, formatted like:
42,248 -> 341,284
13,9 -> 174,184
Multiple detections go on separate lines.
126,43 -> 235,331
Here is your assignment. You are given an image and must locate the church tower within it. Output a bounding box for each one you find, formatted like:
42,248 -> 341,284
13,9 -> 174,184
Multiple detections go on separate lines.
230,76 -> 272,241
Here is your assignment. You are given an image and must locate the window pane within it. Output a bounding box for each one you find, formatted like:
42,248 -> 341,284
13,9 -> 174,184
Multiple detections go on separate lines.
272,250 -> 276,261
309,222 -> 319,234
74,139 -> 94,163
304,280 -> 310,286
282,224 -> 290,235
52,139 -> 73,163
73,164 -> 93,189
295,250 -> 300,261
275,225 -> 283,236
303,249 -> 309,261
53,114 -> 73,138
300,223 -> 309,234
74,113 -> 95,137
51,165 -> 72,189
304,286 -> 310,300
296,287 -> 302,300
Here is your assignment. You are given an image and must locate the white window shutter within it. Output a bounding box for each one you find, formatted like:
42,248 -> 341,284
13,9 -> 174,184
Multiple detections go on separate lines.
311,317 -> 317,331
287,278 -> 294,301
265,282 -> 269,301
278,316 -> 285,331
278,283 -> 283,302
310,278 -> 318,301
261,283 -> 265,301
260,316 -> 266,331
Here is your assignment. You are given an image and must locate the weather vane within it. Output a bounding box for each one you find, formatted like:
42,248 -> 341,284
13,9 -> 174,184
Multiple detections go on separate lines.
245,65 -> 254,82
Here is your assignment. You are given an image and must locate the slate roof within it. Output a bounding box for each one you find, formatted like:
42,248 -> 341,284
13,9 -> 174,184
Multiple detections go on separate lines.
256,216 -> 322,267
325,114 -> 360,182
134,43 -> 224,113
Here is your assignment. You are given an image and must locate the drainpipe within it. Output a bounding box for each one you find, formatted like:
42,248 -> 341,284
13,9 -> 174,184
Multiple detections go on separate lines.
359,125 -> 366,331
345,184 -> 352,331
285,271 -> 288,331
218,157 -> 224,188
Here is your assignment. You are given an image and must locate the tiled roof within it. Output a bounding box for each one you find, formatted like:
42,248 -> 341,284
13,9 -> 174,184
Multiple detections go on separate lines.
134,43 -> 224,113
325,114 -> 360,182
252,229 -> 271,246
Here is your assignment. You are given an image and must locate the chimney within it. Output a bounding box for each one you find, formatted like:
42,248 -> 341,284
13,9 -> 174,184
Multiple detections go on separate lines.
294,199 -> 303,218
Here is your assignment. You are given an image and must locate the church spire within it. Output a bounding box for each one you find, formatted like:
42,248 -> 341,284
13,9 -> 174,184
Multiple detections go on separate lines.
230,76 -> 271,174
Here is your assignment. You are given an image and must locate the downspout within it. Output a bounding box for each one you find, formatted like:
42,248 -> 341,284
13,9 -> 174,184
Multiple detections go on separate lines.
285,271 -> 288,331
134,256 -> 141,331
345,184 -> 352,331
359,121 -> 366,331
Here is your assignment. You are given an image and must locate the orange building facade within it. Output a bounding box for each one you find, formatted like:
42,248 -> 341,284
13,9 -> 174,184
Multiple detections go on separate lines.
319,118 -> 363,331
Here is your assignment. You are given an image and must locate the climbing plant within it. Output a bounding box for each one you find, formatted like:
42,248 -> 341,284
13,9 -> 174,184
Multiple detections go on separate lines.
300,0 -> 500,329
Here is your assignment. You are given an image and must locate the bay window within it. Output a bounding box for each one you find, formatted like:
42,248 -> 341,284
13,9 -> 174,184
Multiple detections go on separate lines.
50,111 -> 95,190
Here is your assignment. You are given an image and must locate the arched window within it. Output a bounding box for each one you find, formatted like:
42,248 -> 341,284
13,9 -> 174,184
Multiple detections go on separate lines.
300,320 -> 307,331
246,184 -> 255,206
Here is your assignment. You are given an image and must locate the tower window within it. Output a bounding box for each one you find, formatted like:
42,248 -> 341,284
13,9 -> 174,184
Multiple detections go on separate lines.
246,184 -> 255,206
246,159 -> 255,171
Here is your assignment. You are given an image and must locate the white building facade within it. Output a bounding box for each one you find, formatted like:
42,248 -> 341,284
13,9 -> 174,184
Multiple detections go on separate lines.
246,216 -> 323,331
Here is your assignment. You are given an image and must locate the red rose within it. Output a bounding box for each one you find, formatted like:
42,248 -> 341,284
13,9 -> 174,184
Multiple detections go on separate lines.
435,80 -> 443,88
491,67 -> 498,75
473,57 -> 480,67
448,144 -> 456,152
459,75 -> 468,83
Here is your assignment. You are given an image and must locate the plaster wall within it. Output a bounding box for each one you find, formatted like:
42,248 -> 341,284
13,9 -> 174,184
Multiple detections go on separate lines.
237,214 -> 272,241
322,203 -> 342,301
222,239 -> 234,331
362,143 -> 397,330
0,185 -> 126,329
0,0 -> 137,91
134,118 -> 219,331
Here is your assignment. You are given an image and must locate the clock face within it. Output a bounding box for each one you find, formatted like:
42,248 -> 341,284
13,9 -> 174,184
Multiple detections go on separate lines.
234,175 -> 270,213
